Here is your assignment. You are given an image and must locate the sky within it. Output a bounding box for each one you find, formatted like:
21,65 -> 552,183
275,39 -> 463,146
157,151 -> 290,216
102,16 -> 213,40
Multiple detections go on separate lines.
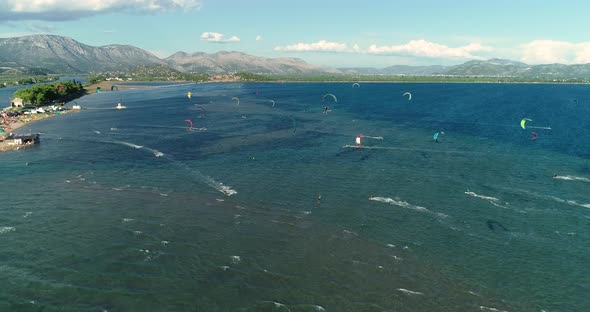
1,0 -> 590,68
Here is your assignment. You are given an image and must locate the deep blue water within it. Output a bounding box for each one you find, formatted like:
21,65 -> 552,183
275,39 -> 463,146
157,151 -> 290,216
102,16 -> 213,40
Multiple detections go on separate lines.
1,82 -> 589,311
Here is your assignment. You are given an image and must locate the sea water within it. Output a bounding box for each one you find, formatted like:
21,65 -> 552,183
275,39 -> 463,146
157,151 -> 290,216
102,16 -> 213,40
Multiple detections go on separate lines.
0,82 -> 588,311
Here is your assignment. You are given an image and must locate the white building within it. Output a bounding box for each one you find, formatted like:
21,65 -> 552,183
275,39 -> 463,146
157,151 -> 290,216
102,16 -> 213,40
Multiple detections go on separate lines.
11,97 -> 24,108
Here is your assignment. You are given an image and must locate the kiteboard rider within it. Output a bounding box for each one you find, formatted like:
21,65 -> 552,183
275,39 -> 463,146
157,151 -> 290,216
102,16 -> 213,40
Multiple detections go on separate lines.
433,131 -> 444,143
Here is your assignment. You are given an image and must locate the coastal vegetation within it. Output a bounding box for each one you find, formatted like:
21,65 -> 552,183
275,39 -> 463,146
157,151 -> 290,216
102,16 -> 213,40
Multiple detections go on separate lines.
256,74 -> 590,84
89,65 -> 208,84
0,75 -> 58,88
13,80 -> 84,106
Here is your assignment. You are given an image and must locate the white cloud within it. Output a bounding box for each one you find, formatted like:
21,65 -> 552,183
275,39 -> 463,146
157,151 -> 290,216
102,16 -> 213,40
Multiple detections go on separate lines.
256,35 -> 262,41
520,40 -> 590,64
0,0 -> 202,21
367,40 -> 490,59
274,40 -> 350,52
200,32 -> 240,43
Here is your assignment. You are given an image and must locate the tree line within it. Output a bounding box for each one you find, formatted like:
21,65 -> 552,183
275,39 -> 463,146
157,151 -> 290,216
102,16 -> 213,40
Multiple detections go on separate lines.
13,80 -> 84,106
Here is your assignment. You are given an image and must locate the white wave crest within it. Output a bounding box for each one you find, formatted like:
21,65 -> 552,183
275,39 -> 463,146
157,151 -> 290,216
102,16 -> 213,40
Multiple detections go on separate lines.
479,306 -> 508,312
112,140 -> 143,149
465,190 -> 511,209
0,227 -> 16,234
465,191 -> 499,202
548,196 -> 590,209
397,288 -> 424,295
111,140 -> 163,157
142,147 -> 164,157
553,175 -> 590,183
369,197 -> 448,218
230,255 -> 241,264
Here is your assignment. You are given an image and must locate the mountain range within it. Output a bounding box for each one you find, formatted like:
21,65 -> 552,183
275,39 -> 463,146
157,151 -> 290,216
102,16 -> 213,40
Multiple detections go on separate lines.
1,34 -> 590,78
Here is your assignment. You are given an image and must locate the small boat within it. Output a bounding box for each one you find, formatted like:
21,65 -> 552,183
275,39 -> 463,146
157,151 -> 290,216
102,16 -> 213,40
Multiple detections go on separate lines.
115,103 -> 126,110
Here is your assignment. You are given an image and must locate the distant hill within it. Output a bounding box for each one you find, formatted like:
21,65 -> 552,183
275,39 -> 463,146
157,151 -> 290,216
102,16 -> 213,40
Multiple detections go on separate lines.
444,58 -> 528,76
381,65 -> 449,75
164,51 -> 340,75
340,58 -> 590,79
0,66 -> 52,75
0,35 -> 339,75
2,35 -> 590,79
0,34 -> 165,73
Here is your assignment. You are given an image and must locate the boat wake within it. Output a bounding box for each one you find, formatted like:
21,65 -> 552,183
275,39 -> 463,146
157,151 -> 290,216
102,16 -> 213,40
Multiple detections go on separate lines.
553,175 -> 590,183
343,145 -> 483,155
464,191 -> 510,209
547,195 -> 590,209
478,306 -> 509,312
110,140 -> 236,196
111,140 -> 163,156
369,196 -> 448,218
169,159 -> 237,196
397,288 -> 424,295
113,140 -> 143,149
504,187 -> 590,210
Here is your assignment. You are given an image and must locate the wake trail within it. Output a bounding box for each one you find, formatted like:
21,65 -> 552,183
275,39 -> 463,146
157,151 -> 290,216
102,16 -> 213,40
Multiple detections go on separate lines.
343,145 -> 484,155
553,175 -> 590,183
109,140 -> 236,196
369,196 -> 448,218
464,191 -> 513,210
167,160 -> 237,196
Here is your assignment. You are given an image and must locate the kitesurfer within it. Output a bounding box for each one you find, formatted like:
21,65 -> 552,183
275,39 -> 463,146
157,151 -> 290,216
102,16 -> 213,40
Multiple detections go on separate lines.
433,131 -> 444,143
322,106 -> 329,114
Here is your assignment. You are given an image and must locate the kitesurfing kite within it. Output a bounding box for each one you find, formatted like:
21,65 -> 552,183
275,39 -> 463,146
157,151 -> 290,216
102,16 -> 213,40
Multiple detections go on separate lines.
531,132 -> 538,141
403,92 -> 412,101
520,118 -> 551,130
232,97 -> 240,106
352,83 -> 360,88
269,100 -> 276,107
322,94 -> 338,103
187,92 -> 192,99
185,119 -> 193,131
520,118 -> 532,129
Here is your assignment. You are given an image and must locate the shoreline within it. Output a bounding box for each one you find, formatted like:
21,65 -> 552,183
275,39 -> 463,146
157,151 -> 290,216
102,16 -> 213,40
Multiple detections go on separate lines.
83,81 -> 160,93
0,111 -> 75,152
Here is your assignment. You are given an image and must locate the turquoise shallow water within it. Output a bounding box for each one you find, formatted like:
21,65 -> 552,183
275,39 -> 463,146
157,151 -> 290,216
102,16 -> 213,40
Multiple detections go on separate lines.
0,82 -> 588,311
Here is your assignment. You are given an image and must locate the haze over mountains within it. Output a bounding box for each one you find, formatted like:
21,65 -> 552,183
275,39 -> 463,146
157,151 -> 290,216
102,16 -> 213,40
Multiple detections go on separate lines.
1,34 -> 590,78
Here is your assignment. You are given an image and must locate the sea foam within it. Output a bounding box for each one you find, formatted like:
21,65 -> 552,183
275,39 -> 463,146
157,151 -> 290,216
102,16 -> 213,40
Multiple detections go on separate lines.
397,288 -> 424,295
369,197 -> 448,218
465,191 -> 510,209
0,227 -> 16,234
553,175 -> 590,183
